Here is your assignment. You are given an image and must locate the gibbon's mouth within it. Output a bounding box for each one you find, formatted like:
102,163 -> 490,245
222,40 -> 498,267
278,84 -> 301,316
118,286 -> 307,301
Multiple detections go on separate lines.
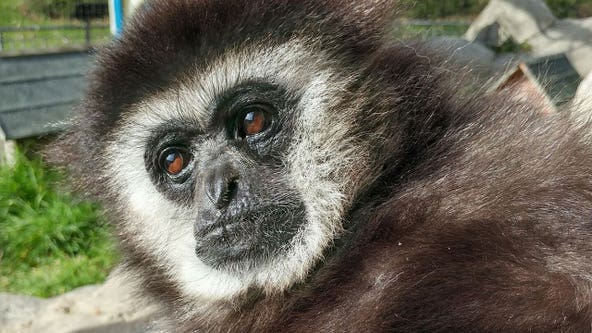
194,204 -> 305,269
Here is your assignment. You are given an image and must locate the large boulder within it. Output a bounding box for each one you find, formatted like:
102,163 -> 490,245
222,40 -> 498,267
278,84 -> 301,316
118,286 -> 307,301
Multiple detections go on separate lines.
526,17 -> 592,76
465,0 -> 557,45
465,0 -> 592,76
0,268 -> 166,333
575,70 -> 592,103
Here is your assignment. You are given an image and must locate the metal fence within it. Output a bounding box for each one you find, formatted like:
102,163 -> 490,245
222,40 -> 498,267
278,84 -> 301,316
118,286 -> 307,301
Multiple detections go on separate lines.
0,0 -> 472,55
0,1 -> 110,55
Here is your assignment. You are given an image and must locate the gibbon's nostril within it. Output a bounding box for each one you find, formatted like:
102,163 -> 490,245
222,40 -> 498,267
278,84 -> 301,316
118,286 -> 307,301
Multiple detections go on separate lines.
204,166 -> 239,210
223,179 -> 239,208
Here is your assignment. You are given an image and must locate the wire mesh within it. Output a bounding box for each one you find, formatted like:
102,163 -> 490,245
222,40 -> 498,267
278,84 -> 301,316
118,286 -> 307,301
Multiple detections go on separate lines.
0,0 -> 110,55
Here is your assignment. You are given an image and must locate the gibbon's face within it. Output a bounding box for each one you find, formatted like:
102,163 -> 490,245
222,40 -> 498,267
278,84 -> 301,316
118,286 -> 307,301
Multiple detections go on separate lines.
105,39 -> 379,301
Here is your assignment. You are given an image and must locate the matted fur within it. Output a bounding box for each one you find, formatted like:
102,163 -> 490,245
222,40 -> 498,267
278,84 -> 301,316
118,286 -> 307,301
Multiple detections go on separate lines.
50,0 -> 592,332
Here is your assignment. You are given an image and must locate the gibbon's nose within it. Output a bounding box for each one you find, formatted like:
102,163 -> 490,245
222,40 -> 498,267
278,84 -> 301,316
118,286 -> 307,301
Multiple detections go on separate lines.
203,162 -> 239,210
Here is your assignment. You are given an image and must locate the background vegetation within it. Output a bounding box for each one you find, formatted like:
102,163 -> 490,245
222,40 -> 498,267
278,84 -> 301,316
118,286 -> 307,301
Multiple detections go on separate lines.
0,0 -> 108,25
0,144 -> 117,298
2,0 -> 590,26
400,0 -> 592,19
0,0 -> 31,26
0,0 -> 109,53
27,0 -> 83,19
546,0 -> 592,18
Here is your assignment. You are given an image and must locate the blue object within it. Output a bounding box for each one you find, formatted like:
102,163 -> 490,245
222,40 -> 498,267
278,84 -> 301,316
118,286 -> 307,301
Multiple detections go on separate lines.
112,0 -> 124,36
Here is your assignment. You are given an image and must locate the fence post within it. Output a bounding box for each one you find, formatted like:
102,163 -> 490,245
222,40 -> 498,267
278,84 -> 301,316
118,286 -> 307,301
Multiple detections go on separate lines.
85,19 -> 91,49
109,0 -> 124,36
0,127 -> 16,167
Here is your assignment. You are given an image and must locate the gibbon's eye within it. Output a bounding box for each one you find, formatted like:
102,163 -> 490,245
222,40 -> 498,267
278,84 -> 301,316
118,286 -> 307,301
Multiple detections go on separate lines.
159,147 -> 192,176
237,105 -> 271,138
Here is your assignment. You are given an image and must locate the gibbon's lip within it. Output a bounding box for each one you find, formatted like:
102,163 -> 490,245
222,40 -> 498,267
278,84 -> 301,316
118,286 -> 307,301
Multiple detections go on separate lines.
198,218 -> 243,240
193,204 -> 305,267
193,208 -> 269,267
194,206 -> 266,238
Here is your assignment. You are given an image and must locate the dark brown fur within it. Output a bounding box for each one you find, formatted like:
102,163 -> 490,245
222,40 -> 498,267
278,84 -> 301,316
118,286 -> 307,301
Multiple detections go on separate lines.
51,0 -> 592,332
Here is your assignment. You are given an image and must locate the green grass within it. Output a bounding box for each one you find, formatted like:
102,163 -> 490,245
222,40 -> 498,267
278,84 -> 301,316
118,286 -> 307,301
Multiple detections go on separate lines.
393,21 -> 470,40
0,146 -> 118,298
0,27 -> 110,53
0,0 -> 29,26
0,0 -> 110,53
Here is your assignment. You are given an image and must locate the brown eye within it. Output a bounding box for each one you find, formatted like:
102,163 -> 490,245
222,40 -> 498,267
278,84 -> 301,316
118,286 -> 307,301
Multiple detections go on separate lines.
241,107 -> 268,136
159,147 -> 191,176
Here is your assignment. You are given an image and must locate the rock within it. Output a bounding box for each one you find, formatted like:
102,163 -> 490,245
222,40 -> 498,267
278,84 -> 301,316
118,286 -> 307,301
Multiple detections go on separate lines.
575,70 -> 592,103
527,18 -> 592,76
0,294 -> 49,332
424,37 -> 538,80
465,0 -> 557,45
464,0 -> 592,76
427,37 -> 495,64
0,267 -> 167,333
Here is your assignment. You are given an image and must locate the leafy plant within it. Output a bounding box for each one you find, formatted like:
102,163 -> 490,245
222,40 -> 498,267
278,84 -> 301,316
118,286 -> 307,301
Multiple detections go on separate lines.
546,0 -> 592,18
399,0 -> 590,19
25,0 -> 76,19
0,145 -> 118,297
492,39 -> 532,54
